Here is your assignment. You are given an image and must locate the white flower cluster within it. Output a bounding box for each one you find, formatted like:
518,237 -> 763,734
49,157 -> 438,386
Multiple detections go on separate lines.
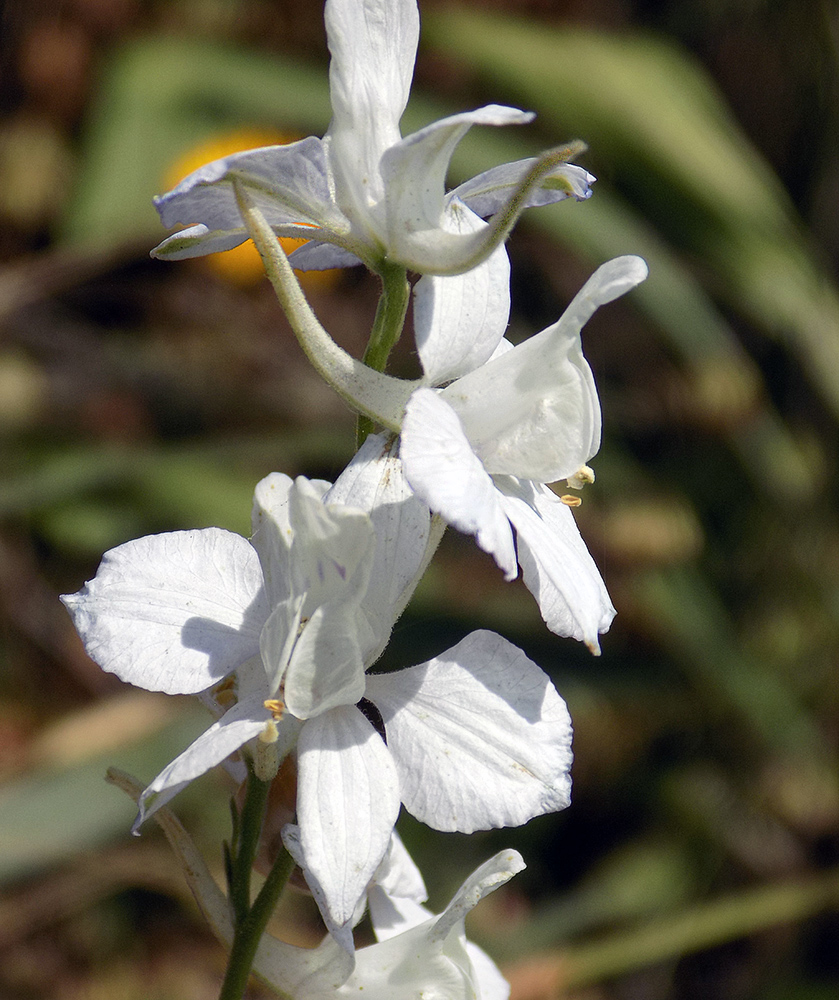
62,0 -> 647,995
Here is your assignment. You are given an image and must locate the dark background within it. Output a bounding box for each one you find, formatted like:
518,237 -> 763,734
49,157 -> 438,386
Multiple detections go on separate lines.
0,0 -> 838,997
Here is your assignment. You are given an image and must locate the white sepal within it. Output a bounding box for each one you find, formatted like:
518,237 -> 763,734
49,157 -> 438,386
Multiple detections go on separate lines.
496,478 -> 616,653
61,528 -> 266,695
414,203 -> 511,386
367,630 -> 572,832
401,388 -> 517,578
289,705 -> 401,947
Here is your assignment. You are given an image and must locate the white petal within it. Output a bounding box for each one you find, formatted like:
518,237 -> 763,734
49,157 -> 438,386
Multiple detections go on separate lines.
444,256 -> 647,482
497,478 -> 615,652
134,695 -> 271,828
151,224 -> 250,260
258,595 -> 304,697
369,894 -> 431,943
325,433 -> 430,660
452,158 -> 595,217
61,529 -> 267,695
288,239 -> 363,270
401,389 -> 516,579
325,0 -> 418,206
380,105 -> 532,266
366,630 -> 573,832
466,941 -> 511,1000
153,137 -> 343,235
414,202 -> 511,385
291,706 -> 401,941
251,472 -> 296,607
432,849 -> 525,941
283,601 -> 368,718
367,832 -> 429,941
296,851 -> 521,1000
289,477 -> 376,615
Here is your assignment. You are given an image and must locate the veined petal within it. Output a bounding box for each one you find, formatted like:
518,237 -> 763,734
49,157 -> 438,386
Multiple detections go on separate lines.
153,138 -> 343,235
444,256 -> 647,482
325,432 -> 430,661
414,202 -> 511,385
452,157 -> 595,218
290,705 -> 400,945
61,528 -> 267,695
496,478 -> 615,652
366,630 -> 573,832
325,0 -> 419,206
380,105 -> 532,266
289,477 -> 376,614
134,694 -> 271,829
401,389 -> 517,579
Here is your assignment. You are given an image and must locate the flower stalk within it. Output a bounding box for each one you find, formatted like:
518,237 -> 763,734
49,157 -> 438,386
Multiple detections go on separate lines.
234,179 -> 417,431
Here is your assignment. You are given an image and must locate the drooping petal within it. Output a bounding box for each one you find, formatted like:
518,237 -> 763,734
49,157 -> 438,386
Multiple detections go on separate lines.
496,478 -> 615,653
134,694 -> 272,829
401,388 -> 517,579
289,705 -> 401,947
451,157 -> 595,218
325,432 -> 430,661
379,105 -> 533,269
443,256 -> 647,482
414,203 -> 511,385
325,0 -> 419,209
61,528 -> 267,695
366,630 -> 573,832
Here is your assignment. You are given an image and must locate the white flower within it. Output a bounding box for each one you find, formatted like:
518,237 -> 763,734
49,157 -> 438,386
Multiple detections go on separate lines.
62,435 -> 573,951
116,767 -> 516,1000
401,253 -> 649,652
151,0 -> 593,276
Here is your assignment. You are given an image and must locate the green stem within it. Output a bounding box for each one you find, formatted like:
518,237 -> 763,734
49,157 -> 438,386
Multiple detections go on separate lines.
234,181 -> 417,431
218,845 -> 297,1000
228,767 -> 271,925
358,262 -> 410,445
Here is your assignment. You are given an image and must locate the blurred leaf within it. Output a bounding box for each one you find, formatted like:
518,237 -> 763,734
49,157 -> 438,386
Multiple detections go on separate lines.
62,37 -> 333,244
0,693 -> 210,883
423,9 -> 839,418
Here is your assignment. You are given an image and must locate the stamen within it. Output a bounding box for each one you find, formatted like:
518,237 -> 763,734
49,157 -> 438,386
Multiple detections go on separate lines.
263,698 -> 285,721
560,494 -> 582,507
566,464 -> 595,490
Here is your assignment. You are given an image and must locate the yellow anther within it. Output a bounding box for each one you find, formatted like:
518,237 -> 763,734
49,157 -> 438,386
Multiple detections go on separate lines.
560,494 -> 582,507
566,464 -> 595,490
263,698 -> 285,721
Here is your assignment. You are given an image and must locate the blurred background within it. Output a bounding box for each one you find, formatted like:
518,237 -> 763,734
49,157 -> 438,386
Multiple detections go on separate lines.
1,0 -> 838,997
